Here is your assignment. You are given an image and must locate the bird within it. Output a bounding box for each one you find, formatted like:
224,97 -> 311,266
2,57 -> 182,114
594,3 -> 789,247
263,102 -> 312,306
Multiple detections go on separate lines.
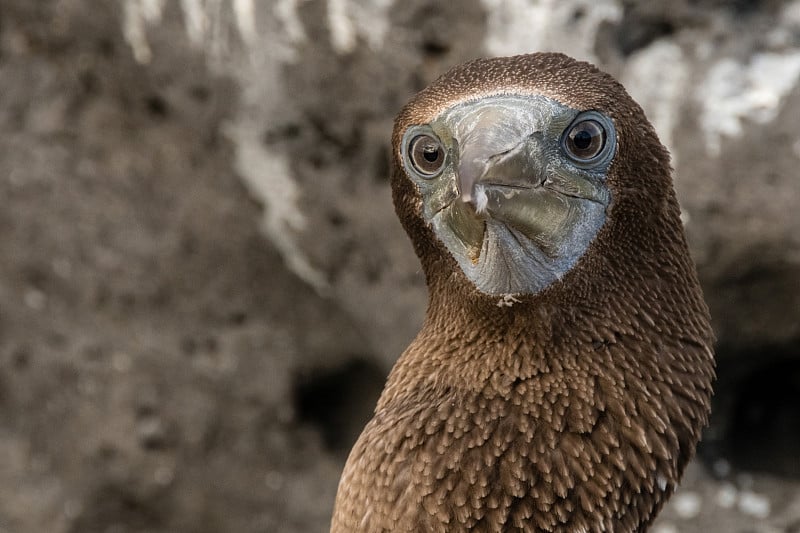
331,53 -> 715,532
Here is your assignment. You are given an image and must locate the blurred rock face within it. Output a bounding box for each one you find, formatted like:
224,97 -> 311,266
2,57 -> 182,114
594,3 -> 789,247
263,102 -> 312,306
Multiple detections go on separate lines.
0,1 -> 797,532
123,0 -> 800,367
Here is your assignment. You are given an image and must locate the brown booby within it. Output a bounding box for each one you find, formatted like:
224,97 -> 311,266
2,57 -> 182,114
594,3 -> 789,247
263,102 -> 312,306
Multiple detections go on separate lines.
331,53 -> 715,532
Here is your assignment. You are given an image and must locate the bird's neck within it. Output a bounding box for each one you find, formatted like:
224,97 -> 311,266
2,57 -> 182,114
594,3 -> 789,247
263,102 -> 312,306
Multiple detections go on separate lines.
366,265 -> 713,532
378,266 -> 711,414
377,294 -> 585,411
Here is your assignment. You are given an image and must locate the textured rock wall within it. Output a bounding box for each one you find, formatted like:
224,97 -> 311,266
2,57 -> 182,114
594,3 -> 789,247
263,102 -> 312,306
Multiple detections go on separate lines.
0,1 -> 798,532
122,0 -> 800,367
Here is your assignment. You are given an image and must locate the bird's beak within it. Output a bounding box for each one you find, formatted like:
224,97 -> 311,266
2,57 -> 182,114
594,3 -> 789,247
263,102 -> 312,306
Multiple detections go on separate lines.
456,131 -> 544,209
446,111 -> 604,260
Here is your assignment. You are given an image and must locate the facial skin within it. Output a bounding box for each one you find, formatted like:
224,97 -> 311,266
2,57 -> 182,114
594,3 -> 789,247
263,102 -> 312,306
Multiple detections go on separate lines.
400,94 -> 617,296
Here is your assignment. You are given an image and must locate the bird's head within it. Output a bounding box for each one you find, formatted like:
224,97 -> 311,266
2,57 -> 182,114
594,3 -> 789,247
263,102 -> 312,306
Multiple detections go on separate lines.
392,53 -> 674,302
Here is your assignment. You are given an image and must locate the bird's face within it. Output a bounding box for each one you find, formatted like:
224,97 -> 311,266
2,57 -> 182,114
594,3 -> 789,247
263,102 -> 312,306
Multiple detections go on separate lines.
399,94 -> 616,296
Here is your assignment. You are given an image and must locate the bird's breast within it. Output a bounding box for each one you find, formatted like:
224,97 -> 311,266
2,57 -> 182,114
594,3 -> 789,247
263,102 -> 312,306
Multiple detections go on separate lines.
333,366 -> 681,532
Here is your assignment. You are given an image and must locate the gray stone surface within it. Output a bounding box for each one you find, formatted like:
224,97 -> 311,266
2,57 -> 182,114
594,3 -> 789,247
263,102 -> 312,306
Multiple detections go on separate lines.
0,1 -> 797,532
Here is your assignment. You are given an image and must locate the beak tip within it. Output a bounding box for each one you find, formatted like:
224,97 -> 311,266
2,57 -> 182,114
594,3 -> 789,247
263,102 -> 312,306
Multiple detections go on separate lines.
457,186 -> 489,218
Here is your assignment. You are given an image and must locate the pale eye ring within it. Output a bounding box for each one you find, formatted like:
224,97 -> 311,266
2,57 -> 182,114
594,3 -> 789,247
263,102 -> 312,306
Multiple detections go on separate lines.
407,134 -> 446,177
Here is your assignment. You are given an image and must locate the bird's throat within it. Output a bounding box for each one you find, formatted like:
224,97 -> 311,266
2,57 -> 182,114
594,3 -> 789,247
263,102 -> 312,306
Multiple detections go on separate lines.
431,190 -> 607,296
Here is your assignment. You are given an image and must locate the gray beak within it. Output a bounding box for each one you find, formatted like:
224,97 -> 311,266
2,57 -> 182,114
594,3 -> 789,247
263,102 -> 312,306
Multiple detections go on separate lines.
457,131 -> 544,208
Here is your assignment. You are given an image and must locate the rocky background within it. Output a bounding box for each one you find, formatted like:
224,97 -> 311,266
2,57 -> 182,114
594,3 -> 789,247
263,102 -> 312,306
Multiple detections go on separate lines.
0,1 -> 798,532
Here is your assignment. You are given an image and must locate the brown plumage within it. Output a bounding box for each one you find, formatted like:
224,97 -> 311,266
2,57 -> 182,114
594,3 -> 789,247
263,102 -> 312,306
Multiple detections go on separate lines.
331,53 -> 715,532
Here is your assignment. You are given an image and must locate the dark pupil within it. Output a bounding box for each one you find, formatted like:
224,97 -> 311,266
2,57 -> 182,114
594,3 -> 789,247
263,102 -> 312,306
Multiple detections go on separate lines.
422,145 -> 439,162
573,130 -> 593,150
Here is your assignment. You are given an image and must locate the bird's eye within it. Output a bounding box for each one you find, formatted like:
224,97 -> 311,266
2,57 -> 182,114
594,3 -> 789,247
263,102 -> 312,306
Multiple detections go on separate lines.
564,119 -> 606,162
408,134 -> 446,177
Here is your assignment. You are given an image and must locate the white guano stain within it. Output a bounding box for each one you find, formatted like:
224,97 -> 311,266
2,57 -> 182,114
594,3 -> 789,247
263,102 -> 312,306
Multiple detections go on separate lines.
122,0 -> 800,293
122,0 -> 329,292
327,0 -> 354,53
233,0 -> 258,47
124,0 -> 265,63
698,51 -> 800,156
275,0 -> 308,47
479,0 -> 800,162
122,0 -> 166,63
224,120 -> 330,292
180,0 -> 209,46
480,0 -> 621,61
224,41 -> 329,292
697,0 -> 800,155
327,0 -> 395,54
623,41 -> 688,163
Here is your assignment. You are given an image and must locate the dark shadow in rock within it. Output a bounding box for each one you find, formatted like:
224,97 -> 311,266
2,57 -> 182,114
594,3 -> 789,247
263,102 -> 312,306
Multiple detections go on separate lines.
293,357 -> 385,456
617,16 -> 675,56
726,350 -> 800,477
705,341 -> 800,478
